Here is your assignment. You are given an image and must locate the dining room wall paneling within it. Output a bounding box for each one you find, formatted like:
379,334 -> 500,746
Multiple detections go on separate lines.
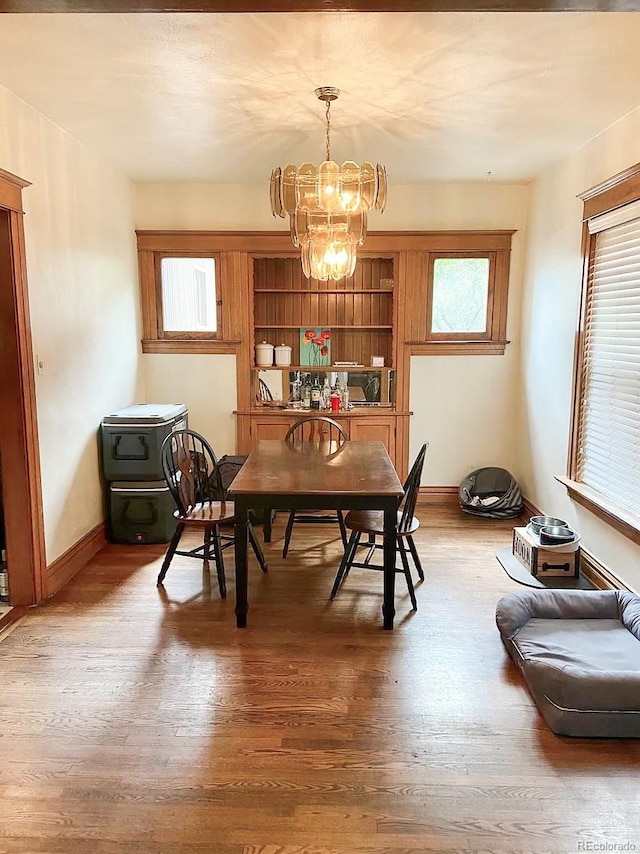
0,83 -> 143,569
518,102 -> 640,594
135,180 -> 529,486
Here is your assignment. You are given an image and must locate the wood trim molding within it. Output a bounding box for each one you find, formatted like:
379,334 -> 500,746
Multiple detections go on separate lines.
417,486 -> 460,506
556,475 -> 640,547
580,547 -> 636,594
46,522 -> 107,598
1,3 -> 633,13
0,183 -> 47,607
141,339 -> 241,354
409,340 -> 509,355
580,161 -> 640,221
136,230 -> 516,254
521,496 -> 542,520
559,476 -> 640,543
0,169 -> 30,212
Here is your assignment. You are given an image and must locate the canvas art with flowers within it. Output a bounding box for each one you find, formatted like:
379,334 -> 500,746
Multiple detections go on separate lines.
300,327 -> 332,366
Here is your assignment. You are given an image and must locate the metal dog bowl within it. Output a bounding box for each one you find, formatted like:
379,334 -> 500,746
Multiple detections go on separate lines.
539,524 -> 576,545
529,515 -> 567,535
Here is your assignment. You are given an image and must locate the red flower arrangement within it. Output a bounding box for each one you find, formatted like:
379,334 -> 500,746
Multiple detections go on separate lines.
302,327 -> 331,365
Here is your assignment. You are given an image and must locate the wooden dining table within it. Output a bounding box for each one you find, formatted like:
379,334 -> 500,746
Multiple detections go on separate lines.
229,439 -> 405,629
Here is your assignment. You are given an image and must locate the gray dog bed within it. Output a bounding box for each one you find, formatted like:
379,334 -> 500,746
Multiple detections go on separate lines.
496,589 -> 640,737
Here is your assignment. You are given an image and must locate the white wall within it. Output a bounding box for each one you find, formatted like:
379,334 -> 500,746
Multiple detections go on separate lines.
0,85 -> 143,564
519,107 -> 640,592
136,181 -> 530,477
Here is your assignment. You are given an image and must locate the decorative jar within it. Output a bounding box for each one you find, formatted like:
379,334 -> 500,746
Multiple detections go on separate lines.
255,341 -> 274,367
274,343 -> 292,366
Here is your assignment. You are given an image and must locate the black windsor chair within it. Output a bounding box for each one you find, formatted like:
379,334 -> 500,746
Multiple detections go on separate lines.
157,429 -> 268,596
281,416 -> 349,558
329,442 -> 429,610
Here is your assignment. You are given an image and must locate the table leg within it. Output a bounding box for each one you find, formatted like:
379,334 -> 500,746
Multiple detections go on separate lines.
382,502 -> 396,629
263,509 -> 272,543
234,503 -> 249,628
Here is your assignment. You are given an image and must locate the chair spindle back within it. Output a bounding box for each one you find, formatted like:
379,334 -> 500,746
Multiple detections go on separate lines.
398,442 -> 429,534
285,416 -> 348,451
161,430 -> 223,515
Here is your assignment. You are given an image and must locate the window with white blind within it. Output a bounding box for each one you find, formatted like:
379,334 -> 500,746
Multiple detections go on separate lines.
160,257 -> 219,334
575,201 -> 640,516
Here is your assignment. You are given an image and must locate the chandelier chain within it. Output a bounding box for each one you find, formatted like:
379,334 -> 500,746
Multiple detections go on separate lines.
325,100 -> 331,162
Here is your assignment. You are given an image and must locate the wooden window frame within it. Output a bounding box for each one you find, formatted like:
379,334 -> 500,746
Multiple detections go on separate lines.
427,251 -> 496,344
564,161 -> 640,545
155,252 -> 222,342
405,232 -> 513,356
137,229 -> 513,356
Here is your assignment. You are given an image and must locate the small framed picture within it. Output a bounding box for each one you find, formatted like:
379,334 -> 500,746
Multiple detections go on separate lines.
300,327 -> 331,366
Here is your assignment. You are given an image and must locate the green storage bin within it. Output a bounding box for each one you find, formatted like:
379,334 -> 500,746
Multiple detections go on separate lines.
109,481 -> 177,544
101,403 -> 188,482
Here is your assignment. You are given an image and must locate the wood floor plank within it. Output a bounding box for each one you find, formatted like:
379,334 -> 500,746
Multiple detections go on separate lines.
0,508 -> 638,853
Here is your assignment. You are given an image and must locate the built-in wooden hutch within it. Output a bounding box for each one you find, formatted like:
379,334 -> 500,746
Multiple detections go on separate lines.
237,249 -> 411,474
136,229 -> 514,481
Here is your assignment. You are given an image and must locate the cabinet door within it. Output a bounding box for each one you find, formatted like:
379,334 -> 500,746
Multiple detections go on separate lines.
349,418 -> 397,467
251,416 -> 295,444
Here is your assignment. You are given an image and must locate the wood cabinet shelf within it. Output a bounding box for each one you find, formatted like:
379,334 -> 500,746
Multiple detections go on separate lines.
254,325 -> 393,330
254,288 -> 394,294
238,252 -> 409,476
252,365 -> 392,372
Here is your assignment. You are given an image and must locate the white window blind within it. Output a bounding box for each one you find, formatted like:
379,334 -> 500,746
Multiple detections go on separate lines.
160,257 -> 217,332
578,210 -> 640,514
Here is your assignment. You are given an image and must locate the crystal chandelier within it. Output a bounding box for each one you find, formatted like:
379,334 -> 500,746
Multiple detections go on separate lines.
269,87 -> 387,281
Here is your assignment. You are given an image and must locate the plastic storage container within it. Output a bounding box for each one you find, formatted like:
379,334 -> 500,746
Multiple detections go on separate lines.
109,481 -> 177,544
101,403 -> 188,482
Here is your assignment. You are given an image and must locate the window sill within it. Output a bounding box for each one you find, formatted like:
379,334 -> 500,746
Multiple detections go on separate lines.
141,339 -> 241,355
408,340 -> 509,356
555,475 -> 640,547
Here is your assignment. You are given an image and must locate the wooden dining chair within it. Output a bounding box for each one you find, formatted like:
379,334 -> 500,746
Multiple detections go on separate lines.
281,416 -> 349,558
157,429 -> 268,596
329,442 -> 429,610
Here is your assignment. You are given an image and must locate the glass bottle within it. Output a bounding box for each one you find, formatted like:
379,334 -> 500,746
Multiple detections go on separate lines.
311,374 -> 321,410
302,373 -> 312,409
0,549 -> 8,603
321,376 -> 331,410
341,383 -> 350,411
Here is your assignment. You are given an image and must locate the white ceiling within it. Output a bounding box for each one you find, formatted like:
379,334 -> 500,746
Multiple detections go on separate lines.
0,12 -> 639,184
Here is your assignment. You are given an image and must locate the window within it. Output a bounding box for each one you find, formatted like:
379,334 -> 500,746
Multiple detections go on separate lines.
405,232 -> 513,355
431,255 -> 491,336
565,163 -> 640,543
160,258 -> 217,332
137,237 -> 238,353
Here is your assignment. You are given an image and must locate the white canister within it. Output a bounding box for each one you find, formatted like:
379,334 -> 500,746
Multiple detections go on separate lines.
255,341 -> 274,367
274,343 -> 292,367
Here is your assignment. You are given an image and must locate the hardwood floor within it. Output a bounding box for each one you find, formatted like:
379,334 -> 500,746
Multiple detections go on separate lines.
0,507 -> 638,853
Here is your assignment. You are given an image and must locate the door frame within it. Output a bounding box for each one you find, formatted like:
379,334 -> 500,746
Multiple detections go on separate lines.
0,167 -> 46,605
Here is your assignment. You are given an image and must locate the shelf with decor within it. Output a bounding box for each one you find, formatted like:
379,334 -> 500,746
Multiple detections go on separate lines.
236,252 -> 409,472
253,366 -> 395,408
252,254 -> 395,371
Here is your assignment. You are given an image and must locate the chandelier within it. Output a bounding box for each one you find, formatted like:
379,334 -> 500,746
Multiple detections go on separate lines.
269,87 -> 387,281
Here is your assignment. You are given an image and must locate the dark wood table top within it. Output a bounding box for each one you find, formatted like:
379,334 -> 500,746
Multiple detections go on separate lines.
229,440 -> 404,498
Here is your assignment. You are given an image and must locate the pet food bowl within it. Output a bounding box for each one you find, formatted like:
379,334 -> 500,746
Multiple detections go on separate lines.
539,524 -> 577,545
529,515 -> 567,535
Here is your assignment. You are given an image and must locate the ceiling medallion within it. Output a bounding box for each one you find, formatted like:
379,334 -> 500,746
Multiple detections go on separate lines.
269,87 -> 387,281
